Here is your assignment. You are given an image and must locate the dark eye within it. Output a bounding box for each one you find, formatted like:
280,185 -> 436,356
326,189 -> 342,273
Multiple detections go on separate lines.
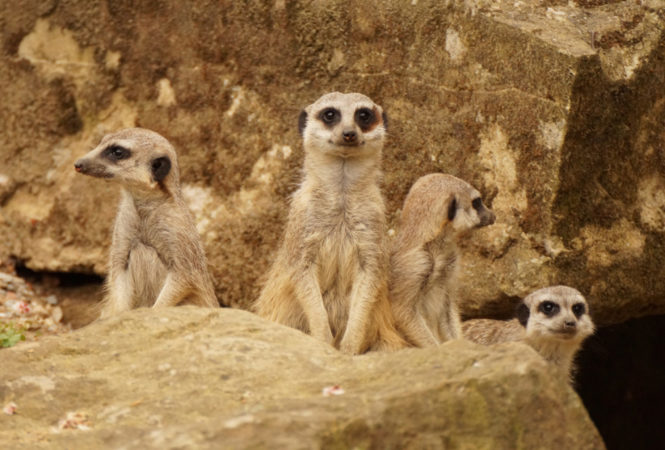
472,198 -> 482,210
319,108 -> 340,125
538,301 -> 560,317
572,303 -> 586,318
355,107 -> 375,129
104,145 -> 131,161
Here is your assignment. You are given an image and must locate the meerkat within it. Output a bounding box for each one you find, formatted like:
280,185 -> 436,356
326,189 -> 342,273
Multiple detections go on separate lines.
389,173 -> 495,348
254,92 -> 405,354
462,286 -> 595,381
74,128 -> 218,317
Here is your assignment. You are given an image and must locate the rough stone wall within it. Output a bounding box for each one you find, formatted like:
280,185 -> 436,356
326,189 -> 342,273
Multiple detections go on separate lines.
1,0 -> 664,325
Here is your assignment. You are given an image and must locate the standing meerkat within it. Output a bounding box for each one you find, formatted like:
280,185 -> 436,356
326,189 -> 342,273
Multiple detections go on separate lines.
254,92 -> 405,354
74,128 -> 218,317
462,286 -> 595,381
389,173 -> 495,347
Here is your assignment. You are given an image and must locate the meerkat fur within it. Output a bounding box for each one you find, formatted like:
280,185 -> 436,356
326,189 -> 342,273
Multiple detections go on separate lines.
74,128 -> 218,317
462,285 -> 595,381
389,173 -> 495,347
254,92 -> 405,354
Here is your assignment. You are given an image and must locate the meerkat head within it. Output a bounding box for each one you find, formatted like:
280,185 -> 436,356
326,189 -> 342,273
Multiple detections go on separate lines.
298,92 -> 387,158
398,173 -> 495,246
517,286 -> 595,344
74,128 -> 179,196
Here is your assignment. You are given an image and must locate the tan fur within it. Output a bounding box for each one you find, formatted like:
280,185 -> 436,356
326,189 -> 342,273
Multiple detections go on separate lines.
463,286 -> 595,382
75,128 -> 218,318
389,173 -> 495,347
254,92 -> 405,354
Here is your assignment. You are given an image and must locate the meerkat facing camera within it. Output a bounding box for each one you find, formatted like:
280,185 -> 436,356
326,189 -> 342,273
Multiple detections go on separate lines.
462,286 -> 595,381
389,173 -> 495,347
74,128 -> 218,317
254,92 -> 405,354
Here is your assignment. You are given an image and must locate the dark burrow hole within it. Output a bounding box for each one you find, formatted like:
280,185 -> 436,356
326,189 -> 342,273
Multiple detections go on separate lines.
11,259 -> 103,328
14,261 -> 104,287
575,314 -> 665,450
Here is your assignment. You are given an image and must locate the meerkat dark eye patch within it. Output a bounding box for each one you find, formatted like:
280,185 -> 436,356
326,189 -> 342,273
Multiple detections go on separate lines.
572,303 -> 586,318
103,145 -> 131,162
447,197 -> 457,221
151,156 -> 171,182
517,303 -> 530,327
355,107 -> 376,131
472,197 -> 483,211
538,300 -> 560,317
298,110 -> 308,136
318,107 -> 341,127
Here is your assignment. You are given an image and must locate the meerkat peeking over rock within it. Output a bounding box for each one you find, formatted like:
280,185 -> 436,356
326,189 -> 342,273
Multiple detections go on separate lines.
74,128 -> 218,318
254,92 -> 405,355
389,173 -> 495,348
462,286 -> 595,382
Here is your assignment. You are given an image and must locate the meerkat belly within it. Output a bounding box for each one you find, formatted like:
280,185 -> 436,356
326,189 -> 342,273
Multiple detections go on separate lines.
316,224 -> 359,336
127,242 -> 168,307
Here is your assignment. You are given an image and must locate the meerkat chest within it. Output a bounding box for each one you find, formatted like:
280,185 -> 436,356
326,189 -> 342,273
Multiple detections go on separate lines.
424,240 -> 458,286
308,197 -> 381,291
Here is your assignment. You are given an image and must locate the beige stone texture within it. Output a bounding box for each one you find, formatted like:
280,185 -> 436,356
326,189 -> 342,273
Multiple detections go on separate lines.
0,307 -> 605,449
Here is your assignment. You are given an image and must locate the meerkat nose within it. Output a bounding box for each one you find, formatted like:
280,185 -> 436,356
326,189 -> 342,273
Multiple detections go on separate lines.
343,130 -> 357,143
74,161 -> 83,172
564,320 -> 576,328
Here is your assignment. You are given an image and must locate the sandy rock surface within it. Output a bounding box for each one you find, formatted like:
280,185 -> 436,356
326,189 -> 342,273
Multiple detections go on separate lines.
0,306 -> 604,449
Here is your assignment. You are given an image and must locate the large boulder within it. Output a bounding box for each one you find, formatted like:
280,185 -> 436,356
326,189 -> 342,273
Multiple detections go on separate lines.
0,306 -> 604,449
0,0 -> 664,324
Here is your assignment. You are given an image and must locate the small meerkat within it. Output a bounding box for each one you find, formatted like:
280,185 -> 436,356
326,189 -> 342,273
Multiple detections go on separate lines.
254,92 -> 405,354
389,173 -> 495,347
74,128 -> 218,317
462,286 -> 595,381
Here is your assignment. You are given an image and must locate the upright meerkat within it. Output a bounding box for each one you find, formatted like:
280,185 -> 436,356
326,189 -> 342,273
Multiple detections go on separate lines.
254,92 -> 405,354
462,286 -> 595,381
389,173 -> 495,347
74,128 -> 218,317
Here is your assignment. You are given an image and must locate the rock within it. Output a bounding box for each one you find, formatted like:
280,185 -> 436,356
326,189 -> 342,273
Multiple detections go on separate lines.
0,0 -> 664,325
0,307 -> 604,449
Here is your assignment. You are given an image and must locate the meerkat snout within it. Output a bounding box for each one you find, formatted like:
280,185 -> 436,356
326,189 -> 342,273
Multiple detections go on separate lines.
298,92 -> 388,155
518,286 -> 594,342
74,129 -> 177,194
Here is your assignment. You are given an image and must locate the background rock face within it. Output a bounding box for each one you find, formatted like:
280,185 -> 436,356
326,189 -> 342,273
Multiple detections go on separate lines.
1,0 -> 664,326
0,307 -> 604,449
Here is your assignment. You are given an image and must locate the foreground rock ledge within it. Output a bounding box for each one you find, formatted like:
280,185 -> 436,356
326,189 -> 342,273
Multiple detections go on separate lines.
0,307 -> 603,449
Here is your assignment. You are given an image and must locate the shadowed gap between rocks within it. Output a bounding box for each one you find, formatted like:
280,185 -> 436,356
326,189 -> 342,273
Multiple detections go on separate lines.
575,314 -> 665,450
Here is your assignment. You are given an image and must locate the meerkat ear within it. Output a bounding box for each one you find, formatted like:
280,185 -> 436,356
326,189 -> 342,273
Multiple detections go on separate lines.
151,156 -> 171,182
298,110 -> 308,136
517,303 -> 530,327
382,111 -> 389,131
447,197 -> 457,221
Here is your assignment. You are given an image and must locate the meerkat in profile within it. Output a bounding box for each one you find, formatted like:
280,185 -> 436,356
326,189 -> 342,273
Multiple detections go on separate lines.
389,173 -> 495,347
254,92 -> 405,354
74,128 -> 218,317
462,286 -> 595,381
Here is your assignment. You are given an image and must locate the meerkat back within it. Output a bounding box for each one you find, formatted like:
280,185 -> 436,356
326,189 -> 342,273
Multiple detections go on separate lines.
75,128 -> 218,317
390,173 -> 495,347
